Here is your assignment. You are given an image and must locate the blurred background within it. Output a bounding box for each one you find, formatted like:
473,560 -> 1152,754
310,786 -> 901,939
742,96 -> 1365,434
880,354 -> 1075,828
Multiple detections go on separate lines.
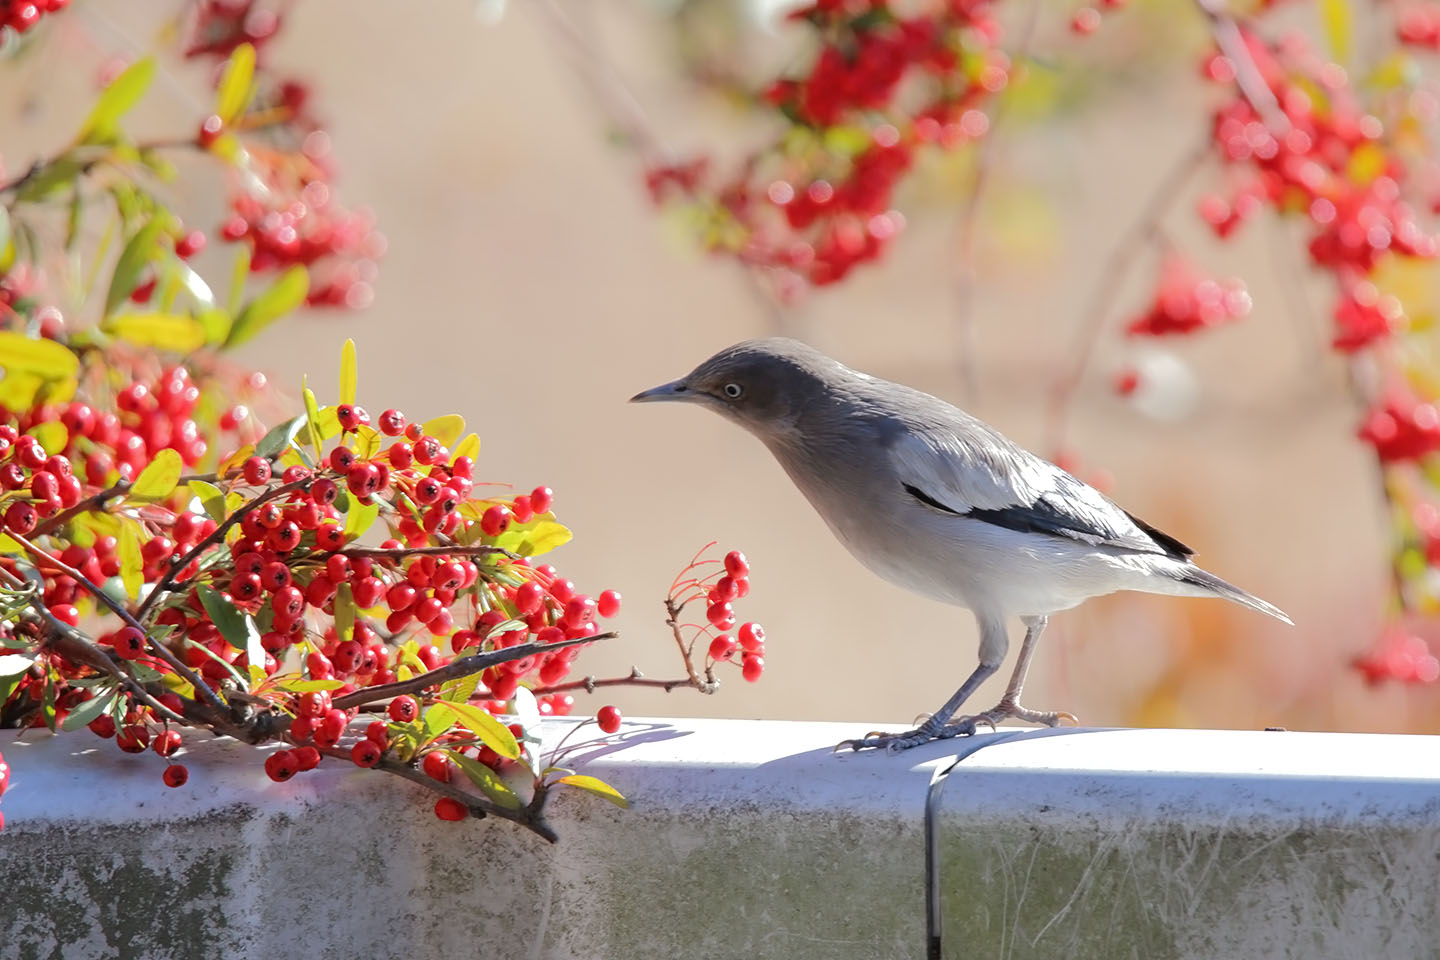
4,0 -> 1425,734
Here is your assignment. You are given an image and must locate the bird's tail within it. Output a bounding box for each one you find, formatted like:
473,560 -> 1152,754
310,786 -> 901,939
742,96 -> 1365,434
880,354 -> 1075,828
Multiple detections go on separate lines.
1172,564 -> 1293,625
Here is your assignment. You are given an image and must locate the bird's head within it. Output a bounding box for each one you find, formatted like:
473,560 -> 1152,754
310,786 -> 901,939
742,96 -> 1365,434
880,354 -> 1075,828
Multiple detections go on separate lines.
630,338 -> 844,441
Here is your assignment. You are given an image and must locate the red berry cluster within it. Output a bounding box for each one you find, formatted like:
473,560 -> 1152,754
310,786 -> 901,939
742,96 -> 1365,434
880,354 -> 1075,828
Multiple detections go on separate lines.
1357,396 -> 1440,463
0,365 -> 215,499
0,0 -> 65,36
668,545 -> 767,685
1124,256 -> 1251,337
1353,623 -> 1440,685
179,7 -> 384,311
1198,33 -> 1438,360
644,0 -> 1008,293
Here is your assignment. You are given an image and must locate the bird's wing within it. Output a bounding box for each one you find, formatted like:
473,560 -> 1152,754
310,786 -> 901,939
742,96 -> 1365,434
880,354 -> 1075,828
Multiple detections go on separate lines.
886,420 -> 1193,559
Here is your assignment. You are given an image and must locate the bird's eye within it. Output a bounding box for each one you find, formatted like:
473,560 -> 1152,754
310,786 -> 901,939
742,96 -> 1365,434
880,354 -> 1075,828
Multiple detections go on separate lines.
723,383 -> 743,399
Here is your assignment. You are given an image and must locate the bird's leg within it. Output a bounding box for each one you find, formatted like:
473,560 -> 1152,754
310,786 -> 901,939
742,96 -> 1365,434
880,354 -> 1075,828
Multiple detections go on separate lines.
946,616 -> 1078,732
839,615 -> 1008,753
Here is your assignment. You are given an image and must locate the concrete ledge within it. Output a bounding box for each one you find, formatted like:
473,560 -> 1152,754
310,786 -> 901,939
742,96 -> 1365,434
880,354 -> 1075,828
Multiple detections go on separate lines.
2,721 -> 1438,959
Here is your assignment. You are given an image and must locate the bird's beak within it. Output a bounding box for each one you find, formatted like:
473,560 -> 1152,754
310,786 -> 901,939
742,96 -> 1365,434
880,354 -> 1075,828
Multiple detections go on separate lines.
629,379 -> 696,404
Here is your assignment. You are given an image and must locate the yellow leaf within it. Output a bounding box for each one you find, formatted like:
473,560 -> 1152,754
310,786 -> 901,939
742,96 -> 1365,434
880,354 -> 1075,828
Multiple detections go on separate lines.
218,443 -> 255,478
0,534 -> 21,555
187,480 -> 227,524
78,57 -> 156,142
556,774 -> 628,808
446,701 -> 520,759
103,313 -> 207,353
0,331 -> 80,379
215,43 -> 256,125
132,449 -> 182,501
1320,0 -> 1353,64
0,372 -> 42,411
338,338 -> 357,406
422,414 -> 465,448
26,421 -> 68,455
118,522 -> 143,600
452,433 -> 480,465
302,378 -> 323,456
493,517 -> 573,558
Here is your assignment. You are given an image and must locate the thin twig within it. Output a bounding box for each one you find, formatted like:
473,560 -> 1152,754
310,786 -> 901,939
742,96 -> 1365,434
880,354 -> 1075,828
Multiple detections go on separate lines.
136,477 -> 312,621
7,531 -> 230,717
315,744 -> 557,842
1189,0 -> 1289,132
530,667 -> 714,697
339,544 -> 515,563
332,633 -> 615,711
0,565 -> 186,724
1045,139 -> 1210,452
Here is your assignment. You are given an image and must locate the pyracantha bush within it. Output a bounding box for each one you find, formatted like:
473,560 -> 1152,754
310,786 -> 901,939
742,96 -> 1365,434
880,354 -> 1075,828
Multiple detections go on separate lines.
0,8 -> 765,841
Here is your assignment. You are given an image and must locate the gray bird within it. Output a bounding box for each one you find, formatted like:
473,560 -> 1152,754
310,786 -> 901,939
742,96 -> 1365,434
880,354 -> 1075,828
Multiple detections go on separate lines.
631,338 -> 1291,752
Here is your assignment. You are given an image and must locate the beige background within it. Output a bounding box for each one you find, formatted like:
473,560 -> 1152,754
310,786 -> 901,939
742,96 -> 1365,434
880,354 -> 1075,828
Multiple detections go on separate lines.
4,1 -> 1423,734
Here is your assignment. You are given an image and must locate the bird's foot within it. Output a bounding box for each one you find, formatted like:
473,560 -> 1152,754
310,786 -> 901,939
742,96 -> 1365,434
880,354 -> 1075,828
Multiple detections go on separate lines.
835,717 -> 973,754
947,699 -> 1079,734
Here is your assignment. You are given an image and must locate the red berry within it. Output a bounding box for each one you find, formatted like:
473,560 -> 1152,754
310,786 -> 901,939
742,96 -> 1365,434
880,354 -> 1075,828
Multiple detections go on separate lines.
4,501 -> 37,535
596,705 -> 622,734
387,695 -> 419,723
163,765 -> 189,788
112,626 -> 146,659
175,229 -> 206,259
378,409 -> 406,436
434,796 -> 468,821
708,634 -> 737,661
294,746 -> 321,770
272,585 -> 305,618
89,715 -> 117,738
153,729 -> 183,757
350,739 -> 383,768
514,581 -> 545,615
242,456 -> 271,485
724,551 -> 749,579
365,720 -> 389,743
197,113 -> 224,148
117,724 -> 150,753
742,654 -> 765,682
481,505 -> 512,537
706,601 -> 736,631
597,589 -> 621,618
264,750 -> 299,782
422,751 -> 454,782
738,622 -> 765,652
530,486 -> 554,513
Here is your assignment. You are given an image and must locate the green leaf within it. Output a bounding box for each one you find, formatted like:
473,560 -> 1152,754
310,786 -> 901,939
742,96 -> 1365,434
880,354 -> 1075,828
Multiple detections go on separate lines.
422,415 -> 465,448
343,498 -> 379,541
1320,0 -> 1353,63
338,338 -> 357,406
446,750 -> 524,810
437,669 -> 483,705
0,331 -> 80,379
446,701 -> 521,759
492,517 -> 573,558
103,313 -> 207,353
254,416 -> 306,460
422,703 -> 457,744
196,584 -> 264,669
226,265 -> 308,348
105,218 -> 165,316
188,480 -> 227,524
556,774 -> 628,808
78,57 -> 156,141
62,689 -> 118,732
227,245 -> 251,316
333,582 -> 355,644
0,654 -> 36,678
215,43 -> 256,124
118,521 -> 143,600
302,379 -> 323,458
185,637 -> 247,688
131,448 -> 182,501
197,308 -> 232,345
451,433 -> 480,465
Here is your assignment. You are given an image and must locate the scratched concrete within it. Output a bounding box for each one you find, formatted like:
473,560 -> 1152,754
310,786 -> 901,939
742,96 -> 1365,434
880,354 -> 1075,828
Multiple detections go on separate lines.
4,723 -> 1439,959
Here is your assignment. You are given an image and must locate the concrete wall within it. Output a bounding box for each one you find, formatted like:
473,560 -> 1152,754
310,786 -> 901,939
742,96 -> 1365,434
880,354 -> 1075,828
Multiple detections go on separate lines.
3,720 -> 1438,959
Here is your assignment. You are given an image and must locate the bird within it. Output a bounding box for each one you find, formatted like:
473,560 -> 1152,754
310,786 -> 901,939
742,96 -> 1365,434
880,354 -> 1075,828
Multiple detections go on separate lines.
630,338 -> 1292,752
